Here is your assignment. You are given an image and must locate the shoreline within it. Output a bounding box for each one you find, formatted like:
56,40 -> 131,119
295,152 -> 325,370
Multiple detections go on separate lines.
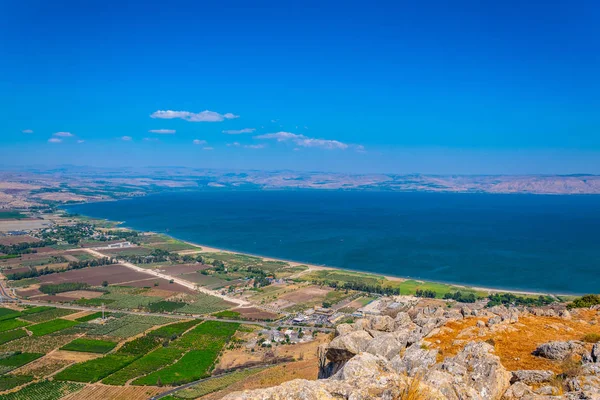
62,210 -> 578,298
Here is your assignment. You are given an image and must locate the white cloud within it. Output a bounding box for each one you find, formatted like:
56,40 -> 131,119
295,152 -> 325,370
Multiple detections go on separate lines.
121,136 -> 132,141
223,128 -> 256,135
149,129 -> 175,134
193,139 -> 207,145
222,128 -> 255,134
77,140 -> 85,144
203,147 -> 214,151
151,110 -> 239,122
22,129 -> 33,134
254,131 -> 363,151
48,138 -> 62,143
227,142 -> 241,147
53,131 -> 73,137
144,138 -> 159,142
244,144 -> 265,149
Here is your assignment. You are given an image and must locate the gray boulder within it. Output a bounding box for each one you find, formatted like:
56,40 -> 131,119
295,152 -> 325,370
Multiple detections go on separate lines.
326,330 -> 373,362
532,341 -> 586,360
511,370 -> 555,385
441,341 -> 512,400
365,332 -> 403,360
391,343 -> 438,376
369,315 -> 395,332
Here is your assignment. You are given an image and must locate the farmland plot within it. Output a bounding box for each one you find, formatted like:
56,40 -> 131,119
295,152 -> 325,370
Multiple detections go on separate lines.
0,380 -> 84,400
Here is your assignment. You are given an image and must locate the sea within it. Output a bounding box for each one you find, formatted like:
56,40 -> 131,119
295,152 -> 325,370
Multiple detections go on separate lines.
65,190 -> 600,294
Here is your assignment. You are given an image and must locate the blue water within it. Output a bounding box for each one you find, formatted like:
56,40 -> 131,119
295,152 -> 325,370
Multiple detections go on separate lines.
66,191 -> 600,294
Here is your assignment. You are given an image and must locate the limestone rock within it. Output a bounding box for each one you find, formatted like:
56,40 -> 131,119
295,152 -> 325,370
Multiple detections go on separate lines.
533,341 -> 586,360
441,341 -> 512,399
391,343 -> 438,376
365,332 -> 403,360
511,370 -> 554,385
369,315 -> 396,332
502,382 -> 535,399
326,330 -> 372,362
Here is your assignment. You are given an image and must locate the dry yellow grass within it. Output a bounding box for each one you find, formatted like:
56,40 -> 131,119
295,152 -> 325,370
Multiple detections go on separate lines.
428,310 -> 600,372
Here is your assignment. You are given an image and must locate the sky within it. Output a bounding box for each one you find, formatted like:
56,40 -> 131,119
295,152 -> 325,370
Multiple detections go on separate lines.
1,0 -> 599,174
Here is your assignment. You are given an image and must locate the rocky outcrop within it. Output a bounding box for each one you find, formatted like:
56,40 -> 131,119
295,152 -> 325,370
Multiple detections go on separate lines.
532,341 -> 586,360
510,370 -> 555,385
228,303 -> 600,400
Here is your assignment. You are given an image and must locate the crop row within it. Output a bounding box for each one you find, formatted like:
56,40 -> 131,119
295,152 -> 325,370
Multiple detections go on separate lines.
0,380 -> 84,400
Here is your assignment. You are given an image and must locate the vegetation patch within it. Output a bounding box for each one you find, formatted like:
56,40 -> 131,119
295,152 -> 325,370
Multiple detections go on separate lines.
74,312 -> 110,323
568,294 -> 600,309
213,310 -> 241,319
0,308 -> 21,322
54,354 -> 136,383
0,374 -> 34,391
487,293 -> 555,308
61,338 -> 117,354
102,347 -> 185,386
147,320 -> 200,339
38,282 -> 90,295
147,301 -> 185,313
133,321 -> 239,386
0,380 -> 84,400
0,319 -> 30,333
28,319 -> 79,336
0,352 -> 44,371
0,329 -> 27,345
169,367 -> 266,398
20,308 -> 77,323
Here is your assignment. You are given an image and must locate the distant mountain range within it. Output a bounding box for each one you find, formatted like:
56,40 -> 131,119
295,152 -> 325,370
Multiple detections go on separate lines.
0,166 -> 598,209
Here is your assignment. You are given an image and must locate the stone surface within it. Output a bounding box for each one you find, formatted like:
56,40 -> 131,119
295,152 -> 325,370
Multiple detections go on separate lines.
511,370 -> 555,385
533,341 -> 586,360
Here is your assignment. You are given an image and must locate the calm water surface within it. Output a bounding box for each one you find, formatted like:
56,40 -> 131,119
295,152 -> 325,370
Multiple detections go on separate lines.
66,191 -> 600,294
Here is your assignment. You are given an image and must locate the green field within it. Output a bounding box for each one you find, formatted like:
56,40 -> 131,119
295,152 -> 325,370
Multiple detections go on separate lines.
0,374 -> 34,391
133,321 -> 239,386
0,329 -> 27,345
20,308 -> 77,323
0,352 -> 43,373
102,346 -> 185,385
61,338 -> 117,354
28,319 -> 78,336
169,367 -> 267,399
86,314 -> 174,338
0,212 -> 27,220
147,320 -> 200,339
147,300 -> 186,313
74,311 -> 110,322
0,308 -> 21,322
0,319 -> 30,333
0,380 -> 84,400
177,293 -> 233,315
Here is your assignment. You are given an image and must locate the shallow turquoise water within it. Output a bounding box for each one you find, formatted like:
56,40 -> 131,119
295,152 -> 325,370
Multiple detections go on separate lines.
66,191 -> 600,294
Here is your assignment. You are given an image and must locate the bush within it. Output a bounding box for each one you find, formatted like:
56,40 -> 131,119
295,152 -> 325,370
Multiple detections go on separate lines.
582,333 -> 600,343
415,289 -> 436,298
487,293 -> 555,308
443,291 -> 477,303
567,294 -> 600,310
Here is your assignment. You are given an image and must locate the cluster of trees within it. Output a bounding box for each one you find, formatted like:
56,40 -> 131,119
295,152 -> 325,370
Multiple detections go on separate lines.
486,293 -> 555,308
102,230 -> 139,241
6,257 -> 115,281
0,240 -> 55,256
38,223 -> 95,245
121,249 -> 175,264
415,289 -> 437,298
567,294 -> 600,309
39,282 -> 91,295
324,280 -> 401,296
443,291 -> 477,303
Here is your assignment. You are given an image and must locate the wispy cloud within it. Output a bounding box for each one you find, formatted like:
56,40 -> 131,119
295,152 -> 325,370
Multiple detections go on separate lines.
77,140 -> 85,144
144,138 -> 159,142
192,139 -> 207,145
121,136 -> 132,141
53,131 -> 73,137
203,147 -> 214,151
245,144 -> 265,149
227,142 -> 241,147
255,131 -> 363,151
22,129 -> 33,134
149,129 -> 175,134
48,138 -> 62,143
222,128 -> 255,135
151,110 -> 239,122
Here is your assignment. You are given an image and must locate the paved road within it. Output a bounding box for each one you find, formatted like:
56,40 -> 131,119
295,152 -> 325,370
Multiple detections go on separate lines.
82,248 -> 250,307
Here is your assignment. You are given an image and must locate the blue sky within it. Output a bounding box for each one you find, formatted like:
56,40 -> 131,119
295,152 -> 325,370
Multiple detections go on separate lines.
1,0 -> 599,174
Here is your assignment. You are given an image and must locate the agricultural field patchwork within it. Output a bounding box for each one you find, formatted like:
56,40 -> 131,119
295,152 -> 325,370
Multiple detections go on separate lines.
60,338 -> 118,354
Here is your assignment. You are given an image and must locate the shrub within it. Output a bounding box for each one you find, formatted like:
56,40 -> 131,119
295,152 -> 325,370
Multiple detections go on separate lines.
582,333 -> 600,343
567,294 -> 600,310
443,291 -> 477,303
415,289 -> 436,298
